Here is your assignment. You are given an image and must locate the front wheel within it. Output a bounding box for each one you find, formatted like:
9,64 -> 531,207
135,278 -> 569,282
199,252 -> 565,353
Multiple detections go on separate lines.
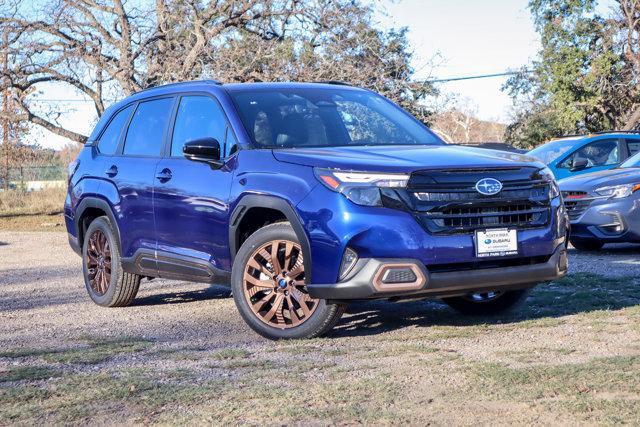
443,289 -> 530,316
231,222 -> 345,340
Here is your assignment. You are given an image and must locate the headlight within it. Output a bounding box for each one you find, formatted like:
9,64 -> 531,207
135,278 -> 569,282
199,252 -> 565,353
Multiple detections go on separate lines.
595,183 -> 640,199
539,167 -> 560,199
314,168 -> 409,206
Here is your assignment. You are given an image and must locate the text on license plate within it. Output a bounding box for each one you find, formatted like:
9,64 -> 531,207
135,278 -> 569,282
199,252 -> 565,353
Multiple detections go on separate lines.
475,228 -> 518,258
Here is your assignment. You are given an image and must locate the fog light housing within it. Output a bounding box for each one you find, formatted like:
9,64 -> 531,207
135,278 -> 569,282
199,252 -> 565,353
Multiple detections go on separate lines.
599,211 -> 626,235
339,247 -> 358,280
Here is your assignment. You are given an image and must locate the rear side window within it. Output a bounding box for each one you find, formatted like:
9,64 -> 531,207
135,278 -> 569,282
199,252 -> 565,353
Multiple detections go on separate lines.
626,139 -> 640,156
97,105 -> 132,155
123,98 -> 173,156
171,96 -> 227,157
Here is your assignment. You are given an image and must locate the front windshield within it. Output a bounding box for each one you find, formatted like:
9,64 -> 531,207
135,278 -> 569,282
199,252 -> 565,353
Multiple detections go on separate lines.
620,151 -> 640,168
229,87 -> 443,148
528,138 -> 580,164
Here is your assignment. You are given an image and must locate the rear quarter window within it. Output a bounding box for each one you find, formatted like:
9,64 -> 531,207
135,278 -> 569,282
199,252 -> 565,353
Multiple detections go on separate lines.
626,139 -> 640,156
96,105 -> 133,155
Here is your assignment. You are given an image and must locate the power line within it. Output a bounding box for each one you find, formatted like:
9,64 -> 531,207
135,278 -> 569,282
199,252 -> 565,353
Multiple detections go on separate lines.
424,70 -> 532,84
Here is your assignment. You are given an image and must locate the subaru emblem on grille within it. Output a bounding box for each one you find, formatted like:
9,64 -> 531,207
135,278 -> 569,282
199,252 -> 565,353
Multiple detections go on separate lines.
475,178 -> 503,196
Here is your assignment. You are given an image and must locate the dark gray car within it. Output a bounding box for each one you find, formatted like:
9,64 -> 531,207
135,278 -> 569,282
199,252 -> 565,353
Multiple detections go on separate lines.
559,153 -> 640,250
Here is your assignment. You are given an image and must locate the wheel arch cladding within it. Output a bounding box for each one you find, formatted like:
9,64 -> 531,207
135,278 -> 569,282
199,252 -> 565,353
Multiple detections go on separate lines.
75,197 -> 122,253
229,194 -> 313,282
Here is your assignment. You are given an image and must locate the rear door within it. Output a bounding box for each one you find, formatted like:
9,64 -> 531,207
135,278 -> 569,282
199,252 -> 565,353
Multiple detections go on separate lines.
109,96 -> 175,266
153,94 -> 237,281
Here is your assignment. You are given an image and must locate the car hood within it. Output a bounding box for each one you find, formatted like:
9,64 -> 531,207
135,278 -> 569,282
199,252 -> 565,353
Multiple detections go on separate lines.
272,145 -> 543,172
558,167 -> 640,191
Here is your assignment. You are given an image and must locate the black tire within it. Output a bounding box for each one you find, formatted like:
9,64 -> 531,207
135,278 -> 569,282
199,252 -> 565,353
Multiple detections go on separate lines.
443,289 -> 530,316
570,237 -> 604,251
231,222 -> 346,340
82,216 -> 141,307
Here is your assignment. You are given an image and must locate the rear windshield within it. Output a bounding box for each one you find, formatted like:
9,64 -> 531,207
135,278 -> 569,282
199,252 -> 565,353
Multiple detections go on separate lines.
229,87 -> 443,148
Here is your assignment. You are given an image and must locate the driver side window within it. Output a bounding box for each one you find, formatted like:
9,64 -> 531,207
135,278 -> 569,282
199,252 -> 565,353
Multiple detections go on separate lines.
559,139 -> 619,169
171,95 -> 227,157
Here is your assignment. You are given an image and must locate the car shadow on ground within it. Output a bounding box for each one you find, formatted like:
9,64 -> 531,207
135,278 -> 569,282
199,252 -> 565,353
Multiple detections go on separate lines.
329,272 -> 640,338
133,284 -> 231,306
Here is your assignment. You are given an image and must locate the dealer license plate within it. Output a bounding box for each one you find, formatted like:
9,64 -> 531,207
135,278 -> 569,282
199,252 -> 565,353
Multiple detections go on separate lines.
475,228 -> 518,258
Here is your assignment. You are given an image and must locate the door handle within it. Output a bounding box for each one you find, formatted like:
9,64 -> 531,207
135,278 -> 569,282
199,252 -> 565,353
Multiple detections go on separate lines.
155,168 -> 172,182
105,165 -> 118,177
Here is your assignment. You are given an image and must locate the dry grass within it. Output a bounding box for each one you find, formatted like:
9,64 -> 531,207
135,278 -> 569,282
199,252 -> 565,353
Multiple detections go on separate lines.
0,213 -> 65,232
0,187 -> 66,217
0,187 -> 66,232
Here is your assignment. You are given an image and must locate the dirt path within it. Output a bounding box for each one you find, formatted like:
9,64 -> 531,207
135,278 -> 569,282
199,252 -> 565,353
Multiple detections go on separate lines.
1,231 -> 640,424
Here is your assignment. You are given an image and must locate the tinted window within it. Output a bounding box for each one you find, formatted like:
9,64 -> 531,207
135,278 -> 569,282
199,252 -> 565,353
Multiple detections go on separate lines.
559,139 -> 619,169
230,88 -> 443,148
528,138 -> 580,164
123,98 -> 173,156
97,105 -> 132,155
626,139 -> 640,157
171,96 -> 227,157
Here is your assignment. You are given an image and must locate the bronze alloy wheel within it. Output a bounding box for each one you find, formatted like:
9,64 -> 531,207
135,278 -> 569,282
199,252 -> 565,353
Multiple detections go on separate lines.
243,239 -> 318,329
86,229 -> 112,295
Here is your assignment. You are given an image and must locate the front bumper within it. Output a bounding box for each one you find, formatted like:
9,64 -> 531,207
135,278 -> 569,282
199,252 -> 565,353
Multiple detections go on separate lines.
307,244 -> 568,301
569,195 -> 640,243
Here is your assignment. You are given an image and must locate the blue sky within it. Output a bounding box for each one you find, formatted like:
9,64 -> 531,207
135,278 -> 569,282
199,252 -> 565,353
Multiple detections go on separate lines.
33,0 -> 616,149
381,0 -> 539,122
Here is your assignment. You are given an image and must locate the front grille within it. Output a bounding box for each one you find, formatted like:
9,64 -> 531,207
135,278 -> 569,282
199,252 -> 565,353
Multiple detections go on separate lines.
430,203 -> 547,229
562,191 -> 593,222
396,167 -> 552,234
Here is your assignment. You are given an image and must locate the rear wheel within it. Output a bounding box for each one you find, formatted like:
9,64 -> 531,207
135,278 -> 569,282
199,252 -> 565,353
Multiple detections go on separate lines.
231,222 -> 345,340
569,237 -> 604,251
82,216 -> 141,307
443,289 -> 530,316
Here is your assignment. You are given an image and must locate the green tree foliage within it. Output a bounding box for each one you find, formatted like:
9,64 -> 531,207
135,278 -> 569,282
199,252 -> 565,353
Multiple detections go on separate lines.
505,0 -> 635,149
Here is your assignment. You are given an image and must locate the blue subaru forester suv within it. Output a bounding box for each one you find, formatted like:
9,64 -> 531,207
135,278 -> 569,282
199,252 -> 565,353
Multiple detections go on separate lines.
65,80 -> 569,339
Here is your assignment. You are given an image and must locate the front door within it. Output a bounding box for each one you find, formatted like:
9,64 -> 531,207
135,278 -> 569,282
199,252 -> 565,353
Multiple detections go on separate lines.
153,94 -> 236,281
555,138 -> 622,179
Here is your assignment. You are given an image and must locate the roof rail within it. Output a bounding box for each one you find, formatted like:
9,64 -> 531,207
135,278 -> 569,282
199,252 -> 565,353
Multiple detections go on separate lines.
314,80 -> 352,86
559,130 -> 640,138
137,79 -> 223,94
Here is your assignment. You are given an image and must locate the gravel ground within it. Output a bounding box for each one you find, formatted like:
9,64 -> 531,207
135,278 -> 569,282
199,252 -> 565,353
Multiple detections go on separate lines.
1,231 -> 640,424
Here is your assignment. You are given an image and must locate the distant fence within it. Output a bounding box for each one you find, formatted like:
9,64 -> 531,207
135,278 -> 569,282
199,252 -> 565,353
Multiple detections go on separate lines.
5,165 -> 66,181
2,165 -> 66,191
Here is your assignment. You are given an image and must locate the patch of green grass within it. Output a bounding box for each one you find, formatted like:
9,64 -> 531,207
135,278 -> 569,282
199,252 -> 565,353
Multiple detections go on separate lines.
0,348 -> 54,359
0,370 -> 226,424
0,337 -> 153,365
474,355 -> 640,404
218,359 -> 276,370
0,366 -> 61,383
496,347 -> 575,364
210,348 -> 250,360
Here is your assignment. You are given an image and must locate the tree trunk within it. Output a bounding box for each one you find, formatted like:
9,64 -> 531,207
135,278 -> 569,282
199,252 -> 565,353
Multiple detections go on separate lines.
624,104 -> 640,130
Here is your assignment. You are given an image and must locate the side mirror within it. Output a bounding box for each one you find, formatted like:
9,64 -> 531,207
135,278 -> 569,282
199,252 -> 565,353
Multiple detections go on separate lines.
183,138 -> 223,167
570,158 -> 589,172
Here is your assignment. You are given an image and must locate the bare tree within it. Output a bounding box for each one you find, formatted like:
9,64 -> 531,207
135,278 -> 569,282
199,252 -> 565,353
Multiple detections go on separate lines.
0,0 -> 435,144
431,96 -> 506,144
